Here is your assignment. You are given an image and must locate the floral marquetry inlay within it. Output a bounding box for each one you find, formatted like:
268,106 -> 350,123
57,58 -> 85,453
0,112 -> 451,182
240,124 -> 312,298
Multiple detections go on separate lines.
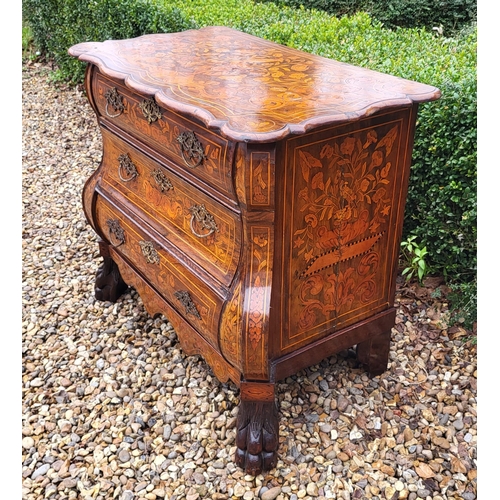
244,226 -> 273,379
284,118 -> 406,342
293,126 -> 398,268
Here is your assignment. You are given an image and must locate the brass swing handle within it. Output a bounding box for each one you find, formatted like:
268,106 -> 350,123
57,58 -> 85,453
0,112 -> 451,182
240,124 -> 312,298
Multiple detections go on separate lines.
106,219 -> 125,247
139,240 -> 160,265
177,131 -> 207,168
117,153 -> 138,182
104,87 -> 125,118
151,169 -> 173,193
139,98 -> 162,124
189,204 -> 218,238
174,290 -> 201,320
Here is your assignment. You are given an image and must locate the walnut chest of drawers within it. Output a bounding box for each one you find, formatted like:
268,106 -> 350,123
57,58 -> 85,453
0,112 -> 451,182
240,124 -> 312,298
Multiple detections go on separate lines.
69,26 -> 440,474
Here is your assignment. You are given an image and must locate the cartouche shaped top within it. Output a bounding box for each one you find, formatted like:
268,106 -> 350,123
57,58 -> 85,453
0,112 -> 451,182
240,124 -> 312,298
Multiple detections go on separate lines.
69,26 -> 440,142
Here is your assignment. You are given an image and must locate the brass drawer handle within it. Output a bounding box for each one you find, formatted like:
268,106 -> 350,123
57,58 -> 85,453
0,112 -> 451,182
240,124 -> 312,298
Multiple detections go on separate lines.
106,219 -> 125,247
139,240 -> 160,265
139,98 -> 162,124
174,290 -> 201,320
151,169 -> 173,192
189,204 -> 218,238
177,131 -> 207,168
118,153 -> 138,182
104,87 -> 125,118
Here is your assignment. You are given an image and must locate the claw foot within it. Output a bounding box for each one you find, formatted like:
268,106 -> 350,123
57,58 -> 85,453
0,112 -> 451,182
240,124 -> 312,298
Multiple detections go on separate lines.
356,329 -> 391,376
95,244 -> 128,302
234,385 -> 279,475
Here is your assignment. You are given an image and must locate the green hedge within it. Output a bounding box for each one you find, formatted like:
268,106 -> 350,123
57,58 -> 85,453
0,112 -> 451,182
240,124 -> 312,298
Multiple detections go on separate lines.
22,0 -> 196,83
257,0 -> 477,35
22,0 -> 477,325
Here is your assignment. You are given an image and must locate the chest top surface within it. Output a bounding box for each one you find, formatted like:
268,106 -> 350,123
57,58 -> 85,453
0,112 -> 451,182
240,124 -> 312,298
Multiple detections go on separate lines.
69,26 -> 440,142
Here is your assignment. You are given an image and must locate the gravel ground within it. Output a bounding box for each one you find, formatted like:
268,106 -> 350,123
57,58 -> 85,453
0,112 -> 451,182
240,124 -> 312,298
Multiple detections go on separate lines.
22,61 -> 477,500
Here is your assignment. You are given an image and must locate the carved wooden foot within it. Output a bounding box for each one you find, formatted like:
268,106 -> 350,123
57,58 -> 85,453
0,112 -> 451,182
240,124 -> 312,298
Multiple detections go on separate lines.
95,240 -> 128,302
235,382 -> 279,475
356,329 -> 391,376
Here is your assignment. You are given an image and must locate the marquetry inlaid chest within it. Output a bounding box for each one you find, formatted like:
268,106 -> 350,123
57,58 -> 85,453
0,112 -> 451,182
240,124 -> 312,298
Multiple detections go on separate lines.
69,26 -> 440,474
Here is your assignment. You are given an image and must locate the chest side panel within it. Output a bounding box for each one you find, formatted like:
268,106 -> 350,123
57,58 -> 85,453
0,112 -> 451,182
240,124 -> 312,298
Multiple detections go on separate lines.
279,110 -> 412,353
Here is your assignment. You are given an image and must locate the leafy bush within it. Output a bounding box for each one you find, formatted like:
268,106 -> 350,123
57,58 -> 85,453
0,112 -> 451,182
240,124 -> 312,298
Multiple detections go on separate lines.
258,0 -> 477,35
22,0 -> 476,326
448,278 -> 477,332
407,73 -> 477,283
22,23 -> 36,62
400,236 -> 429,283
22,0 -> 196,82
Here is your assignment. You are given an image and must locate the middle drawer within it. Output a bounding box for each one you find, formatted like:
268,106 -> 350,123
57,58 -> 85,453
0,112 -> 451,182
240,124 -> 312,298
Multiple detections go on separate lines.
99,127 -> 241,288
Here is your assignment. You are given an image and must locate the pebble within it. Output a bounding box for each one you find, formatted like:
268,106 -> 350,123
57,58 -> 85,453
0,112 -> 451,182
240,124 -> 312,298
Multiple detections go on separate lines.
462,493 -> 476,500
118,450 -> 131,463
22,437 -> 35,449
306,483 -> 319,496
417,488 -> 431,498
262,486 -> 282,500
337,396 -> 350,412
234,483 -> 246,497
21,61 -> 477,500
31,464 -> 50,479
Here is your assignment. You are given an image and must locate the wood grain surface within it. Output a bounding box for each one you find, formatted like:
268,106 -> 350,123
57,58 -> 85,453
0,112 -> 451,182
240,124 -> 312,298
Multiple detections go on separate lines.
69,26 -> 440,142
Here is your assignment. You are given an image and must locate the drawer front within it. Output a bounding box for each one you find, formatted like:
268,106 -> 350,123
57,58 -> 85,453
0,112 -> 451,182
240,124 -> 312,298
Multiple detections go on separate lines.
99,128 -> 241,288
95,195 -> 223,349
92,72 -> 233,196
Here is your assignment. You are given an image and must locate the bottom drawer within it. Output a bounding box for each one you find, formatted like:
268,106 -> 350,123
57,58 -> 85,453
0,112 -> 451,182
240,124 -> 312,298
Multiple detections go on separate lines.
95,194 -> 224,351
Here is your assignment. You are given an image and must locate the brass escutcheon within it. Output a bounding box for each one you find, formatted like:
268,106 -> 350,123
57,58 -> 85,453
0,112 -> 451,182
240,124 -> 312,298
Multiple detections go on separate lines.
106,219 -> 125,247
151,169 -> 173,192
189,204 -> 218,238
174,290 -> 201,319
177,131 -> 207,168
104,87 -> 125,117
118,153 -> 138,182
139,98 -> 162,124
139,240 -> 160,265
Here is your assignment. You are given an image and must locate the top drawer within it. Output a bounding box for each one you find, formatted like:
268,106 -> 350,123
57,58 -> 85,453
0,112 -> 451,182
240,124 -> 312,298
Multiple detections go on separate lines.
91,71 -> 234,197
